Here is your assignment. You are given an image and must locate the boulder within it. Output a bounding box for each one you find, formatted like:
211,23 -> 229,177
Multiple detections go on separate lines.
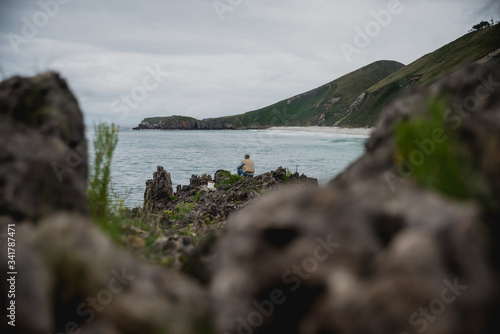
0,72 -> 88,221
210,64 -> 500,334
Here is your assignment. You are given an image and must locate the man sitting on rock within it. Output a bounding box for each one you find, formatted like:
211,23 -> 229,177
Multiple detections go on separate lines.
237,154 -> 255,177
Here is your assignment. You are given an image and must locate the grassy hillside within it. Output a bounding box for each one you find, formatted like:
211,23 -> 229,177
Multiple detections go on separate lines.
369,24 -> 500,92
138,24 -> 500,129
228,60 -> 404,127
342,23 -> 500,127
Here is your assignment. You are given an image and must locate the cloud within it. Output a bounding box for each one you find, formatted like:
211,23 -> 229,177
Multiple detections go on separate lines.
0,0 -> 497,124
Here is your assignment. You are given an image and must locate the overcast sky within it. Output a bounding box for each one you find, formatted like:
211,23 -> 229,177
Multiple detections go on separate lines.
0,0 -> 498,125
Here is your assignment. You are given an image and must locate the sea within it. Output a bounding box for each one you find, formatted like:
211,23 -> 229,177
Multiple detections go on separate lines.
87,125 -> 369,208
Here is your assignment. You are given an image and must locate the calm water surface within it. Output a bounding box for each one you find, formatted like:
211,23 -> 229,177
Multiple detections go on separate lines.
88,125 -> 368,208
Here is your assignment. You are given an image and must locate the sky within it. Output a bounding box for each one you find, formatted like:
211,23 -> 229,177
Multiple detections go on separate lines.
0,0 -> 498,125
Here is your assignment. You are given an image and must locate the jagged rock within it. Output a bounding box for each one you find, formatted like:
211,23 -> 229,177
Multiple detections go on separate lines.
144,166 -> 173,211
189,174 -> 212,188
151,166 -> 318,233
210,64 -> 500,334
0,71 -> 88,221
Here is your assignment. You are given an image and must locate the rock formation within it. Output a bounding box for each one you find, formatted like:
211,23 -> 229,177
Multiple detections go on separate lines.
211,64 -> 500,334
144,166 -> 319,231
144,166 -> 174,211
0,72 -> 88,221
0,72 -> 210,334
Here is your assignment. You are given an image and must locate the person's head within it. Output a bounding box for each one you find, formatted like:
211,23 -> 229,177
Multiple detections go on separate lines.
244,154 -> 250,159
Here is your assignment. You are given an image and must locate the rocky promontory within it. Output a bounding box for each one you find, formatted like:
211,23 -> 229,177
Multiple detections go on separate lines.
133,115 -> 269,130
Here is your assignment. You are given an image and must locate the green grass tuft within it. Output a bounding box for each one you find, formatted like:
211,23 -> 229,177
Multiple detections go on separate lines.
88,123 -> 119,222
165,202 -> 196,221
216,171 -> 243,190
394,97 -> 490,200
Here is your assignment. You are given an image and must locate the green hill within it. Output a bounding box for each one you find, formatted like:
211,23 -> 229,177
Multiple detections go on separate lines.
349,23 -> 500,127
224,60 -> 404,128
137,24 -> 500,130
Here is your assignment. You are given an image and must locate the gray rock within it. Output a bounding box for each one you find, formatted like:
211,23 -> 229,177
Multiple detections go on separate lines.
144,165 -> 173,211
189,174 -> 212,188
0,213 -> 210,334
0,72 -> 88,221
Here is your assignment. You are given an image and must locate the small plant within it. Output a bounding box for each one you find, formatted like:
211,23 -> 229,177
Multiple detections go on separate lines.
394,97 -> 489,200
165,202 -> 196,220
88,123 -> 119,221
217,171 -> 242,190
170,195 -> 178,201
282,167 -> 292,182
205,214 -> 215,225
192,191 -> 203,203
178,223 -> 199,242
85,122 -> 171,255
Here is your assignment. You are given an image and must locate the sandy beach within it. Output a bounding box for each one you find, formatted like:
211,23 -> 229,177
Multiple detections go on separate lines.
269,126 -> 374,136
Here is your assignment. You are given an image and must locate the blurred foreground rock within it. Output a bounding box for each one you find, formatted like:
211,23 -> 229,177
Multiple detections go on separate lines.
211,64 -> 500,334
0,72 -> 88,221
0,72 -> 210,334
5,213 -> 210,334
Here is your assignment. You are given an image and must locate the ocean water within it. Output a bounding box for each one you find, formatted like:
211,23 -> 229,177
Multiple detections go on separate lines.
87,125 -> 368,208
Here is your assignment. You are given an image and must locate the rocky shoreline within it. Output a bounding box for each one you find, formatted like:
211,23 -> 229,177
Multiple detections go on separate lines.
132,118 -> 374,135
142,166 -> 318,231
123,166 -> 319,273
270,126 -> 374,135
